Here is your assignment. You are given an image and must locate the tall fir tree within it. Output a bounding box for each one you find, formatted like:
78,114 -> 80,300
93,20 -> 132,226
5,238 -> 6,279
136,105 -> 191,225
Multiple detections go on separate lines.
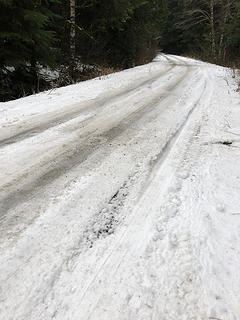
0,0 -> 60,100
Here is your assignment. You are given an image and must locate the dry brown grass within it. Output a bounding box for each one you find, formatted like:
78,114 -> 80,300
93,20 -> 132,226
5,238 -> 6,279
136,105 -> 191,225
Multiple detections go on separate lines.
97,66 -> 123,78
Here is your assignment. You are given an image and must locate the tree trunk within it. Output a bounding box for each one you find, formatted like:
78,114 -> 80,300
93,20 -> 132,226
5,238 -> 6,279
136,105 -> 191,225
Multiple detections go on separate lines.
218,0 -> 231,59
209,0 -> 216,58
70,0 -> 76,60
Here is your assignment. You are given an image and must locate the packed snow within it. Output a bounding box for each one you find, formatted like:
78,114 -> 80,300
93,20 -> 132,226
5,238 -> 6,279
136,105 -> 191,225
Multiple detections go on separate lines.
0,54 -> 240,320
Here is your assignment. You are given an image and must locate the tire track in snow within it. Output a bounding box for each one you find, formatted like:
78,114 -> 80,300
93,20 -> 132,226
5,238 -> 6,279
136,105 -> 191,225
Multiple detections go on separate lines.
37,74 -> 208,320
0,65 -> 176,147
0,66 -> 193,217
140,71 -> 214,320
80,77 -> 211,320
0,66 -> 203,320
0,65 -> 197,260
0,58 -> 211,320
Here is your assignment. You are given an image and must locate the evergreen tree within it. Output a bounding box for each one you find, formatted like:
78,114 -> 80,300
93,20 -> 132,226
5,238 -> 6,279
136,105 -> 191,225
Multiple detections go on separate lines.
225,0 -> 240,63
0,0 -> 60,100
1,0 -> 240,101
74,0 -> 167,67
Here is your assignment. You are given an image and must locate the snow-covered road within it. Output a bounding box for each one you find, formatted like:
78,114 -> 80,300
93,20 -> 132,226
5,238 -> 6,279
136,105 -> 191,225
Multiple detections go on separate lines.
0,55 -> 240,320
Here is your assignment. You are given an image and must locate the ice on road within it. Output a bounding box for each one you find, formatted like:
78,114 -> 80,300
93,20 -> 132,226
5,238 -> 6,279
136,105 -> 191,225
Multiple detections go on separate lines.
0,54 -> 240,320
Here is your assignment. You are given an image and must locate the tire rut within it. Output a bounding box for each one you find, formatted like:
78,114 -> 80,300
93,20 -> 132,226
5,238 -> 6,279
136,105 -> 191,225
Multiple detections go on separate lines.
0,65 -> 176,148
72,76 -> 208,320
0,67 -> 193,219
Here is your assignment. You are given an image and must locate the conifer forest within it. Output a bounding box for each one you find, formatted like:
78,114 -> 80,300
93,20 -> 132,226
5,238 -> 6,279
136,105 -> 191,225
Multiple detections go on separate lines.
0,0 -> 240,101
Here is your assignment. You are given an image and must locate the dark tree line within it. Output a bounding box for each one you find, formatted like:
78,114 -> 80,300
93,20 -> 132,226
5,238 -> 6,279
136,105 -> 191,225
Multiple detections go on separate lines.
0,0 -> 240,101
